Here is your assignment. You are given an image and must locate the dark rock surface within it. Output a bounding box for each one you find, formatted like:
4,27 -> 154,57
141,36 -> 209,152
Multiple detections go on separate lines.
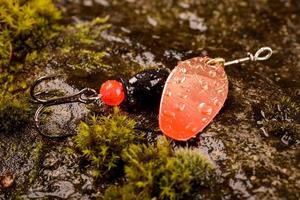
0,0 -> 299,199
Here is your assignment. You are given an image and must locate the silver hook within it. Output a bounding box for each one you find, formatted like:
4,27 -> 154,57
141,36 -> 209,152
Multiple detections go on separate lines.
30,75 -> 100,138
224,47 -> 273,66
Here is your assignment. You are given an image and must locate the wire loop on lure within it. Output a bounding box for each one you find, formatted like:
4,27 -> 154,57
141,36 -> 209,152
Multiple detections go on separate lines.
207,47 -> 273,66
30,75 -> 99,138
224,47 -> 272,66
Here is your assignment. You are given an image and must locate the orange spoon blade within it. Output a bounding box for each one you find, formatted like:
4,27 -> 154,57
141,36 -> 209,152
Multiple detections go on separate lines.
159,57 -> 228,141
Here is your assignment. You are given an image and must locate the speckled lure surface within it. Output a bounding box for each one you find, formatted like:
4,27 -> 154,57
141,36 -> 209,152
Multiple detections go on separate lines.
159,57 -> 228,140
30,47 -> 272,140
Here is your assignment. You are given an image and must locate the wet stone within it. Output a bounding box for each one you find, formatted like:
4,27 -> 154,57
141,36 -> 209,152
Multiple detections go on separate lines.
0,172 -> 14,189
43,152 -> 59,168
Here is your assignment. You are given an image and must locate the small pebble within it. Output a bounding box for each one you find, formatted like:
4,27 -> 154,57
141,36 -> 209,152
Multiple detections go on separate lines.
0,172 -> 14,188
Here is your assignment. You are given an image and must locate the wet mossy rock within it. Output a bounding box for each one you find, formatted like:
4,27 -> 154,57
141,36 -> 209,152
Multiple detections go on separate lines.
0,93 -> 31,134
23,16 -> 132,79
255,96 -> 300,146
75,109 -> 216,200
0,0 -> 61,68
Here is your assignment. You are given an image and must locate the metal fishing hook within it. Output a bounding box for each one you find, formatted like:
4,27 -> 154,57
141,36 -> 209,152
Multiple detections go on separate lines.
30,75 -> 100,138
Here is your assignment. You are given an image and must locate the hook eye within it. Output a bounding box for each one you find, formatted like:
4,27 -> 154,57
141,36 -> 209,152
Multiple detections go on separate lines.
254,47 -> 273,61
79,88 -> 99,103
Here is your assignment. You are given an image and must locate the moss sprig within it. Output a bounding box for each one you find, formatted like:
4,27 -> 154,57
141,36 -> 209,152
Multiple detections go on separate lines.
0,93 -> 32,134
104,137 -> 216,200
59,16 -> 110,48
75,107 -> 144,178
175,148 -> 216,187
29,141 -> 44,184
0,0 -> 61,68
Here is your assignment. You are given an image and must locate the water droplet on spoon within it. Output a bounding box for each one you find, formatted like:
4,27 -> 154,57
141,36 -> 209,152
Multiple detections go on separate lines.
209,70 -> 217,78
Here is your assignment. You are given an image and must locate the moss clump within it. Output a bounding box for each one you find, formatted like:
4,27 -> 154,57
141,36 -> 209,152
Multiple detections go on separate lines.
23,16 -> 113,77
50,48 -> 110,76
29,141 -> 44,184
75,110 -> 215,199
175,148 -> 216,187
104,137 -> 215,200
122,136 -> 187,200
75,107 -> 143,178
0,93 -> 31,134
60,16 -> 110,47
0,0 -> 61,67
68,49 -> 108,72
59,17 -> 111,76
0,68 -> 29,93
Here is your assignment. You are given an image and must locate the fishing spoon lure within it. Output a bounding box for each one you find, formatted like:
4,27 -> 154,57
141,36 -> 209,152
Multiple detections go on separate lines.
30,47 -> 272,140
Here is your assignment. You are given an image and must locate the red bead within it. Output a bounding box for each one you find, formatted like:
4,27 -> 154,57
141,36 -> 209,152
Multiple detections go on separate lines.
100,80 -> 125,106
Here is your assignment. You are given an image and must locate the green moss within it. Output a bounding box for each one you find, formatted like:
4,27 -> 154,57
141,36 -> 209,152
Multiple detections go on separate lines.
104,185 -> 138,200
104,137 -> 216,200
0,31 -> 12,66
53,48 -> 109,76
58,17 -> 111,75
0,69 -> 29,94
22,16 -> 113,77
29,141 -> 44,184
174,148 -> 215,187
0,0 -> 60,35
0,93 -> 31,134
279,96 -> 299,119
75,107 -> 143,178
75,111 -> 215,199
61,16 -> 110,47
24,50 -> 38,63
120,136 -> 175,200
0,0 -> 61,68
